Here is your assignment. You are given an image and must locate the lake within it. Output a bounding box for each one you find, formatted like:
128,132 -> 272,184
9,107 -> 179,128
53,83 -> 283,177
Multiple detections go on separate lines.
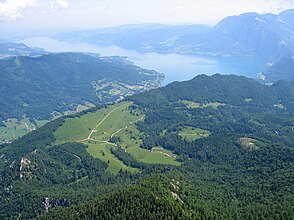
20,37 -> 264,85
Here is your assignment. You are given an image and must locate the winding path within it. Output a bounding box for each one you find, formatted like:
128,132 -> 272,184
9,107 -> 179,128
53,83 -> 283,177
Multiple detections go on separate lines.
87,104 -> 126,139
151,148 -> 175,158
78,113 -> 144,160
110,116 -> 144,139
59,149 -> 82,163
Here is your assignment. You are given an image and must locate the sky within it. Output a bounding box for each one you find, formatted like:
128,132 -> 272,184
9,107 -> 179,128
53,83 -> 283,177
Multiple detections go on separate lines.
1,0 -> 294,35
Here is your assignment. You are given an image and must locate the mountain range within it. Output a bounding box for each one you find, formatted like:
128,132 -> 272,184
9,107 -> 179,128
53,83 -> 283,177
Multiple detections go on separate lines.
54,10 -> 294,62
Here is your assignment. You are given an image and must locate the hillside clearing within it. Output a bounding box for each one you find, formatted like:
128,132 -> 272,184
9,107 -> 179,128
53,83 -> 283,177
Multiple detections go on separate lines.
179,127 -> 211,142
54,101 -> 180,174
86,142 -> 139,175
180,100 -> 226,109
113,124 -> 181,166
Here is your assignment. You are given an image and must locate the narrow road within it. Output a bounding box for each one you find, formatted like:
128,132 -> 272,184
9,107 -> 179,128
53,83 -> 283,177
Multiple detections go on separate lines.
151,149 -> 175,158
110,115 -> 144,139
110,126 -> 128,139
179,133 -> 199,136
77,104 -> 146,169
87,103 -> 128,140
23,122 -> 32,132
59,149 -> 82,163
79,115 -> 144,155
87,138 -> 117,147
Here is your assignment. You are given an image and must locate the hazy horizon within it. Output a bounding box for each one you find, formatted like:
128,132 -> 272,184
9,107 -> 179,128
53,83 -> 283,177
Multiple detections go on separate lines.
1,0 -> 294,38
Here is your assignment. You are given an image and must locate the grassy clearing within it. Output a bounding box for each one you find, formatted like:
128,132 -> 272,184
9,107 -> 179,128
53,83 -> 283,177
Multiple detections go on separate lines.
90,102 -> 140,141
0,125 -> 27,142
115,125 -> 181,166
244,98 -> 253,102
0,118 -> 37,143
21,118 -> 34,130
55,101 -> 180,173
55,101 -> 146,174
54,102 -> 130,143
179,126 -> 211,142
180,100 -> 226,109
86,141 -> 139,175
238,137 -> 261,151
274,104 -> 285,109
35,119 -> 49,128
77,102 -> 96,113
152,147 -> 176,156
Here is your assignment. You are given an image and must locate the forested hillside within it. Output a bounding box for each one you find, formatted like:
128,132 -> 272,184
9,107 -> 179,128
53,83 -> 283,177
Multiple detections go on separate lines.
0,52 -> 163,143
0,74 -> 293,219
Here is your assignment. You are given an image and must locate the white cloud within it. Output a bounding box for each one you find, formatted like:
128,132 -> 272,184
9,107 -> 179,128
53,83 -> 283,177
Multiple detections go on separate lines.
0,0 -> 38,20
0,0 -> 70,20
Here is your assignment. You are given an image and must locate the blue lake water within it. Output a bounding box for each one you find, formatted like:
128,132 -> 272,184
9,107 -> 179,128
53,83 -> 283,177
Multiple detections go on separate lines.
20,37 -> 264,85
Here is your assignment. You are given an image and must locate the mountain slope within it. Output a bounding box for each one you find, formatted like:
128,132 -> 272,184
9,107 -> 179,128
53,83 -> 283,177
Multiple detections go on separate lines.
0,74 -> 293,219
192,11 -> 294,59
43,175 -> 190,219
0,52 -> 163,121
262,54 -> 294,83
0,52 -> 163,144
131,74 -> 294,112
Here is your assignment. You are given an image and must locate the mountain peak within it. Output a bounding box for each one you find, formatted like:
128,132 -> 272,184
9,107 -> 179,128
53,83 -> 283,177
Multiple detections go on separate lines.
279,9 -> 294,16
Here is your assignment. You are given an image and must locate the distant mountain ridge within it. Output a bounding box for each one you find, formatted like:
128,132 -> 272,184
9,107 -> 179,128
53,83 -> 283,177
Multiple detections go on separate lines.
130,74 -> 294,113
262,54 -> 294,83
192,10 -> 294,60
54,10 -> 294,61
0,42 -> 45,58
54,23 -> 210,53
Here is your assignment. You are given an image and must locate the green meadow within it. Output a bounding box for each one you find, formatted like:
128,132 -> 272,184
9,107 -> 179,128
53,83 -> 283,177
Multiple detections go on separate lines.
178,126 -> 211,142
0,118 -> 38,143
114,124 -> 180,166
54,102 -> 130,143
86,141 -> 139,175
54,101 -> 181,174
180,100 -> 226,109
